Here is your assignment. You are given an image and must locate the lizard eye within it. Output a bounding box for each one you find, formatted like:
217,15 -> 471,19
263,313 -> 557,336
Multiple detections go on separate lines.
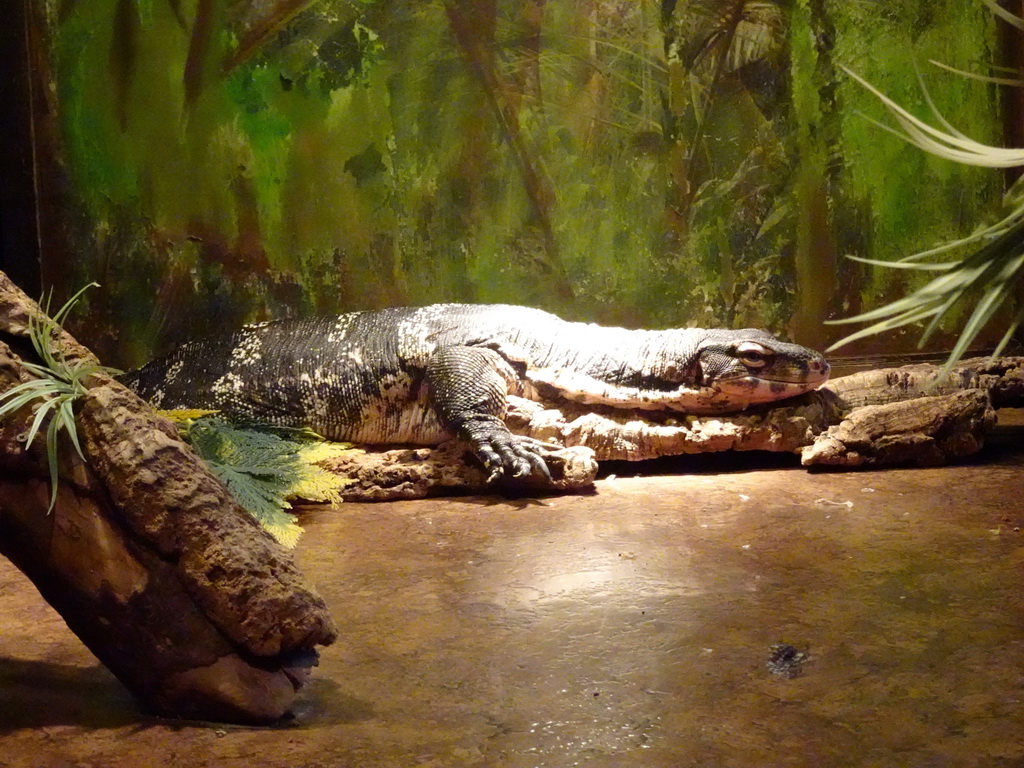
736,341 -> 773,369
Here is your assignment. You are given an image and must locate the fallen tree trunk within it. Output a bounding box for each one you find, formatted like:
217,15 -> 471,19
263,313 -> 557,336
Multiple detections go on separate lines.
323,357 -> 1024,500
800,388 -> 996,468
0,273 -> 337,723
319,441 -> 599,502
821,356 -> 1024,410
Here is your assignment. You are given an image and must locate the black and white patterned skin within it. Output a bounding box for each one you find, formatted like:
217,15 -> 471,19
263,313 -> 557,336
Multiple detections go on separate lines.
119,304 -> 830,480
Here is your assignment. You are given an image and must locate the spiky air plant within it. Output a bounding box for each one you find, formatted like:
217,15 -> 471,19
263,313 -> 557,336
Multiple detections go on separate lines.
828,47 -> 1024,372
0,283 -> 118,511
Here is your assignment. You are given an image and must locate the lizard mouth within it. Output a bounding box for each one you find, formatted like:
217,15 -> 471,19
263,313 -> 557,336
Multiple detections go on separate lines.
714,371 -> 829,404
739,357 -> 830,386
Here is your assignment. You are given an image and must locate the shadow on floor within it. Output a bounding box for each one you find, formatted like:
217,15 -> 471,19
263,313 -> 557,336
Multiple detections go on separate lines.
0,657 -> 139,731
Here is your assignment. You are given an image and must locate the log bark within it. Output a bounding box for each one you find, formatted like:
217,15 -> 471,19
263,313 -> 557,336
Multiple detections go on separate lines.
0,273 -> 337,723
324,357 -> 1024,501
821,356 -> 1024,410
800,388 -> 996,468
503,393 -> 838,462
320,441 -> 598,502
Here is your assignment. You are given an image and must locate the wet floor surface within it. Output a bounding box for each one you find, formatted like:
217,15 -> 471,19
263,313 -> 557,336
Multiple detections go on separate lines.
2,427 -> 1024,767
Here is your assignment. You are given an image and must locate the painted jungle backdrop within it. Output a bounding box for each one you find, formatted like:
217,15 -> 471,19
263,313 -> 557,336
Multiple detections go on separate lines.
31,0 -> 1014,367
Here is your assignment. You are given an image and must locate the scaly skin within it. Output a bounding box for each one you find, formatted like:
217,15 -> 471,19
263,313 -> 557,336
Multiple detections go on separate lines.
119,304 -> 830,480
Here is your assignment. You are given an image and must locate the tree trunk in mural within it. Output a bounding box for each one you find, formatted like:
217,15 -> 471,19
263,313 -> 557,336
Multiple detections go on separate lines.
809,0 -> 868,325
790,0 -> 840,348
0,272 -> 336,723
661,2 -> 751,244
446,0 -> 574,301
22,0 -> 72,301
512,0 -> 546,114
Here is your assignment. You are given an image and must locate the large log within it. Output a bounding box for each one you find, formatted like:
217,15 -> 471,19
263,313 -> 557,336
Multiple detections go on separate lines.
800,388 -> 996,468
319,440 -> 598,502
0,272 -> 337,723
323,357 -> 1024,500
821,356 -> 1024,409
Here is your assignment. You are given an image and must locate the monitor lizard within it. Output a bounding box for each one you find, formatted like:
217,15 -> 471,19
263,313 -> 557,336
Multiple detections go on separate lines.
119,304 -> 830,481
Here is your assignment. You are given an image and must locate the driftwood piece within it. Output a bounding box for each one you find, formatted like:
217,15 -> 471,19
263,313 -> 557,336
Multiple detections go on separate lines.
326,356 -> 1024,501
0,273 -> 337,723
320,441 -> 598,502
800,389 -> 996,467
503,394 -> 837,462
822,356 -> 1024,409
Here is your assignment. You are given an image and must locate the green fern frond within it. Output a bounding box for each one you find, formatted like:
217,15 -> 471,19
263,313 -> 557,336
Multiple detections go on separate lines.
177,416 -> 354,547
260,515 -> 305,549
291,440 -> 357,503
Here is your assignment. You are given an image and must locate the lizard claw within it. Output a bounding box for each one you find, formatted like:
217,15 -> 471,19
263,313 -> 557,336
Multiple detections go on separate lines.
471,429 -> 560,483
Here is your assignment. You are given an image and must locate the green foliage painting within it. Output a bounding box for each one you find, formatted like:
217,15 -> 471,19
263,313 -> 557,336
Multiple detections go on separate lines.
39,0 -> 1005,364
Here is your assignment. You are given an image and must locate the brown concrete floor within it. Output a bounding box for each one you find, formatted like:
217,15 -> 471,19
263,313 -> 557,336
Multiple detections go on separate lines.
2,423 -> 1024,767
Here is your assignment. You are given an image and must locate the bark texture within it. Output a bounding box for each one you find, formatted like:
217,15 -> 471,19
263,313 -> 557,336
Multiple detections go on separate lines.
821,356 -> 1024,410
321,441 -> 598,502
0,272 -> 337,723
326,356 -> 1024,500
800,389 -> 996,468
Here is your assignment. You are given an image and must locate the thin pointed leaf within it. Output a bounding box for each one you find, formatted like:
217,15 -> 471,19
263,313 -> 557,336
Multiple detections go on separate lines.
58,398 -> 85,461
918,240 -> 1024,348
928,59 -> 1024,88
961,283 -> 1010,345
0,391 -> 53,424
843,67 -> 1024,166
857,108 -> 1021,168
0,379 -> 58,408
25,283 -> 100,380
844,253 -> 956,271
900,208 -> 1024,262
24,398 -> 58,452
20,360 -> 61,379
980,0 -> 1024,30
992,304 -> 1024,358
952,254 -> 1024,349
46,417 -> 60,513
916,63 -> 971,140
918,259 -> 995,296
918,289 -> 968,346
6,384 -> 54,404
942,296 -> 1006,371
827,290 -> 943,325
29,288 -> 54,361
52,282 -> 99,326
827,304 -> 943,351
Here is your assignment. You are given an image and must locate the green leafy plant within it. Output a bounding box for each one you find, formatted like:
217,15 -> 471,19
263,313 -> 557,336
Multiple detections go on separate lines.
0,283 -> 118,511
169,413 -> 354,547
829,37 -> 1024,370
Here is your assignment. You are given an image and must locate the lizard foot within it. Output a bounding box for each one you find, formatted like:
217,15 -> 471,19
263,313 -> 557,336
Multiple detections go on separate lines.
475,434 -> 564,483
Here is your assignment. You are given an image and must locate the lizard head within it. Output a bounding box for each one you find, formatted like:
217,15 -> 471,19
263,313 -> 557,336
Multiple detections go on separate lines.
687,329 -> 830,409
523,326 -> 830,414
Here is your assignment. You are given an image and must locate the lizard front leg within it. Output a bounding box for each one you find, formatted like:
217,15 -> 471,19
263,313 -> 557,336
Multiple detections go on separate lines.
426,346 -> 554,482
